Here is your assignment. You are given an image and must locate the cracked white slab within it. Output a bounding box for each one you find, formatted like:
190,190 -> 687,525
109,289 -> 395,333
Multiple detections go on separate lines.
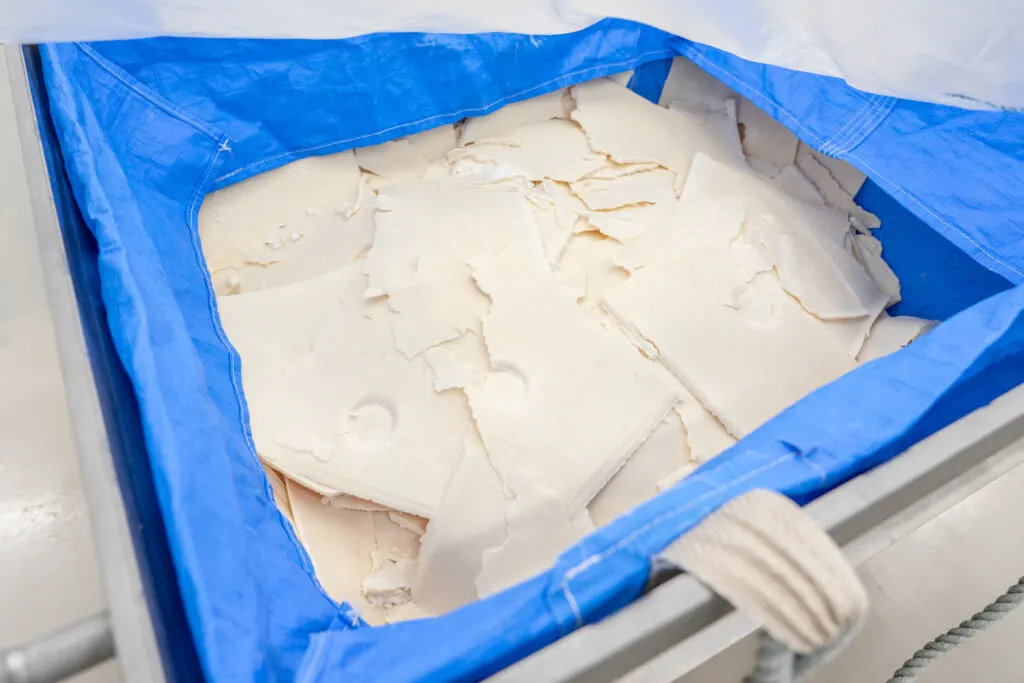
857,313 -> 934,363
796,143 -> 879,228
200,151 -> 370,295
285,479 -> 384,625
588,412 -> 689,528
603,244 -> 857,437
325,494 -> 390,512
527,194 -> 575,265
614,195 -> 747,273
684,153 -> 887,355
461,88 -> 571,145
737,96 -> 799,170
571,77 -> 744,192
584,203 -> 676,243
412,429 -> 509,614
658,57 -> 737,111
223,263 -> 469,517
674,388 -> 737,464
449,118 -> 607,182
366,180 -> 538,296
772,165 -> 825,205
467,244 -> 679,513
386,268 -> 491,358
852,231 -> 902,306
389,511 -> 428,536
422,331 -> 491,392
570,167 -> 677,211
554,232 -> 628,314
807,145 -> 868,198
362,511 -> 421,611
356,124 -> 457,184
366,180 -> 539,357
476,471 -> 594,598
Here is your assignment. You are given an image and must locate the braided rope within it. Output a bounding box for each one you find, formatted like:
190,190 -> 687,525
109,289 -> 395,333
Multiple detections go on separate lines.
887,577 -> 1024,682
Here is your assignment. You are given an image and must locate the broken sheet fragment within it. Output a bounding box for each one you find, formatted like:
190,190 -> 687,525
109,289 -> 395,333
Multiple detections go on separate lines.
615,195 -> 746,273
223,263 -> 468,518
857,313 -> 934,363
362,511 -> 421,611
285,479 -> 383,625
460,89 -> 570,145
365,180 -> 538,356
852,232 -> 902,306
796,143 -> 880,228
200,151 -> 369,295
468,245 -> 679,514
588,412 -> 689,528
658,57 -> 736,112
570,167 -> 676,211
603,245 -> 856,437
554,232 -> 628,314
422,331 -> 490,392
737,96 -> 799,171
366,180 -> 537,297
412,430 -> 508,613
449,119 -> 607,183
675,388 -> 737,464
572,78 -> 744,191
476,471 -> 594,598
683,153 -> 887,356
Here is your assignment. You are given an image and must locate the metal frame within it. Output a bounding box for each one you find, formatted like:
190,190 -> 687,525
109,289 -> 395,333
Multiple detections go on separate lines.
7,40 -> 1024,682
494,383 -> 1024,682
3,45 -> 168,683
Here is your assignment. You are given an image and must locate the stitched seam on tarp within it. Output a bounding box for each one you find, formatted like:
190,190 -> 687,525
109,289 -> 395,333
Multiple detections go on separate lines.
849,153 -> 1024,282
183,137 -> 354,618
213,48 -> 678,185
821,95 -> 883,157
832,97 -> 899,157
819,95 -> 882,157
684,45 -> 1022,282
75,42 -> 223,142
556,451 -> 799,628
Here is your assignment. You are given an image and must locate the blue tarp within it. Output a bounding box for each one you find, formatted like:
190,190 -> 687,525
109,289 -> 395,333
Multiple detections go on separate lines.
38,21 -> 1023,682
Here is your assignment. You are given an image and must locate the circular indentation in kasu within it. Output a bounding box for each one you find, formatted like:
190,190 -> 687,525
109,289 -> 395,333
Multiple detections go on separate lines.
343,399 -> 397,446
483,365 -> 529,408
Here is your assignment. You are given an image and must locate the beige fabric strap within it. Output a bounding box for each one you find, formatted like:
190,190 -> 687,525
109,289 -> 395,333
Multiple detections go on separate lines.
661,489 -> 868,656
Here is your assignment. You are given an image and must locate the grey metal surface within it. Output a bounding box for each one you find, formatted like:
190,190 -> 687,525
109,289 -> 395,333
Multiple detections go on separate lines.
2,45 -> 166,683
493,382 -> 1024,683
0,614 -> 115,683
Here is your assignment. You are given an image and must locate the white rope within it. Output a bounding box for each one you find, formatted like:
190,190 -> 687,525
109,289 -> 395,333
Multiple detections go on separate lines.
660,489 -> 869,683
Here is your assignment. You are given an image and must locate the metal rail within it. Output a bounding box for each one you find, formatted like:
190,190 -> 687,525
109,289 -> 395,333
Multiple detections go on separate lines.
493,382 -> 1024,682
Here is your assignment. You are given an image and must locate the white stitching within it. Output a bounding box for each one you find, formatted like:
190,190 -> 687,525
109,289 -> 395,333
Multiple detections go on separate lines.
820,96 -> 880,157
184,137 -> 347,605
213,48 -> 677,185
75,43 -> 223,142
557,450 -> 798,627
823,96 -> 884,157
834,97 -> 898,157
848,152 -> 1024,281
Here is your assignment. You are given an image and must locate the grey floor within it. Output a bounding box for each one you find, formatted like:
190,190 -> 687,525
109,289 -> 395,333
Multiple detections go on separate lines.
1,44 -> 1021,683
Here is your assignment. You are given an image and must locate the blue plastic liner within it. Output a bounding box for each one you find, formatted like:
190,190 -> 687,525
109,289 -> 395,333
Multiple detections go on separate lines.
38,21 -> 1024,682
